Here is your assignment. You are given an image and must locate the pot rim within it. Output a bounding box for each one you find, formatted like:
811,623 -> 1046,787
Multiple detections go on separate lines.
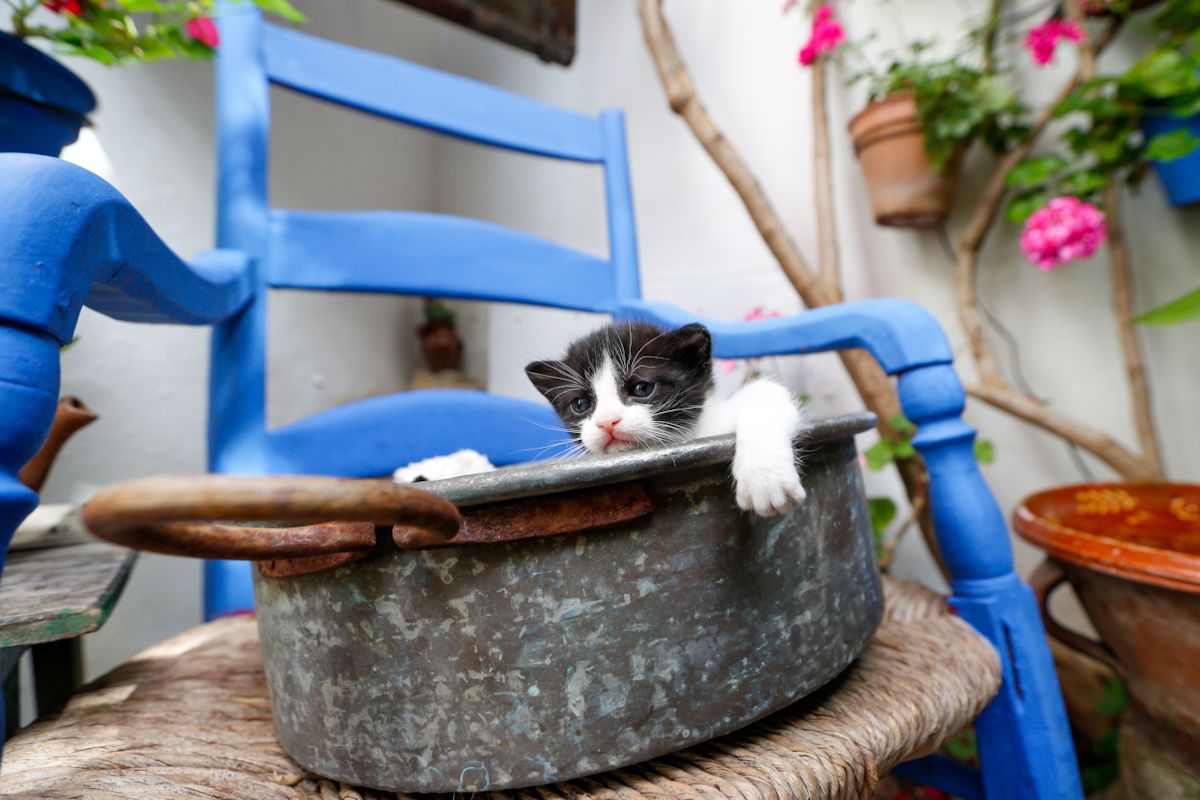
417,412 -> 876,508
0,31 -> 95,119
848,91 -> 916,139
1014,482 -> 1200,593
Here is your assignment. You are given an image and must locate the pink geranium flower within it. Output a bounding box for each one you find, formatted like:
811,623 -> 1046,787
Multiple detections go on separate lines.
186,15 -> 220,49
42,0 -> 82,14
798,5 -> 845,66
1020,196 -> 1107,271
1024,19 -> 1084,66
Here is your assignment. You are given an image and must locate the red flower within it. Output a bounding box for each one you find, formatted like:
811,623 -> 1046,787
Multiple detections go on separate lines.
797,5 -> 845,67
42,0 -> 82,14
186,15 -> 220,49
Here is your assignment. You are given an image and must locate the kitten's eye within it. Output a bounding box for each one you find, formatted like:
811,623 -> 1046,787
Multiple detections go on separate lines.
631,381 -> 655,398
570,396 -> 593,414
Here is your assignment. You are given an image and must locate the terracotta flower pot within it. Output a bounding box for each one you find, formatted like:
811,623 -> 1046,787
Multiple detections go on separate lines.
1016,483 -> 1200,795
848,93 -> 960,229
417,320 -> 462,372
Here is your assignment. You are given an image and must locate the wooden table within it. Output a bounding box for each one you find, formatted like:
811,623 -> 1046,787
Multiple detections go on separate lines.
0,539 -> 136,737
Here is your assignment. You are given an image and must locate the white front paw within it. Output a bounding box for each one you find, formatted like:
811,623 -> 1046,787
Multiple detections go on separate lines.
733,447 -> 806,517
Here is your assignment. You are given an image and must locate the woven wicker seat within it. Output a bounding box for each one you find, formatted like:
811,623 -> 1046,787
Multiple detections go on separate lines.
0,577 -> 999,800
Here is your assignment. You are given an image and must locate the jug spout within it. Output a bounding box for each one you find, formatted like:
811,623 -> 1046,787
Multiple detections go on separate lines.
19,396 -> 98,494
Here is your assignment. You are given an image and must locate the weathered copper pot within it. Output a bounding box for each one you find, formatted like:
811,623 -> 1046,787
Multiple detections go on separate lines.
1016,483 -> 1200,793
848,92 -> 961,229
256,415 -> 881,793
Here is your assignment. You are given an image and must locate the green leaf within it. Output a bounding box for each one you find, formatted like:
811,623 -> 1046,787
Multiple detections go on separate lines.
974,439 -> 995,464
120,0 -> 168,10
868,497 -> 897,537
864,440 -> 895,471
1007,155 -> 1068,188
1006,189 -> 1049,223
1135,285 -> 1200,324
1124,48 -> 1200,98
1060,169 -> 1111,198
1145,128 -> 1200,161
251,0 -> 308,23
888,413 -> 917,436
1095,679 -> 1127,717
893,439 -> 917,460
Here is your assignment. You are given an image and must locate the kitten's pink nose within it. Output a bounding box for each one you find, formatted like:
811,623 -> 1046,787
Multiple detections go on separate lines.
597,416 -> 622,436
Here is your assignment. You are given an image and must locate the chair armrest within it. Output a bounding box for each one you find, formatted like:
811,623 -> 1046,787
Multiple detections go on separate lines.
0,154 -> 253,345
619,298 -> 954,374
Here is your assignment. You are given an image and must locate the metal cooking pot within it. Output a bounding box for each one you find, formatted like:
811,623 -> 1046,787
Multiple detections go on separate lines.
83,413 -> 882,793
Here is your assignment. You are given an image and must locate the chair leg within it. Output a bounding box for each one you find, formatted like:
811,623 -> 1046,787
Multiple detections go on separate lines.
0,323 -> 63,755
31,638 -> 84,716
898,364 -> 1083,800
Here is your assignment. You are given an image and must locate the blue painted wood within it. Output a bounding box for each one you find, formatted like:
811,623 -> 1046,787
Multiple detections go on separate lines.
898,363 -> 1083,799
0,155 -> 254,343
620,298 -> 954,374
893,755 -> 984,800
262,24 -> 606,163
600,110 -> 641,304
269,390 -> 569,476
205,5 -> 275,617
267,210 -> 617,313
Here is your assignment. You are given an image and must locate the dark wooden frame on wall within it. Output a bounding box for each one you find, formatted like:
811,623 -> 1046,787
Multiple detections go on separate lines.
388,0 -> 577,65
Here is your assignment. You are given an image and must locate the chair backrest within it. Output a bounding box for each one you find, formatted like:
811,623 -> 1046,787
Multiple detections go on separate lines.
209,8 -> 640,477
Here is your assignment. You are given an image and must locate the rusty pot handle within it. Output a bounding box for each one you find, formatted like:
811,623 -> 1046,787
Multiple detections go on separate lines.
1029,558 -> 1122,675
82,475 -> 462,560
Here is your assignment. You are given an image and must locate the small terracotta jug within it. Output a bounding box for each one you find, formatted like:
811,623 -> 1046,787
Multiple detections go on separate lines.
418,320 -> 463,372
19,395 -> 98,494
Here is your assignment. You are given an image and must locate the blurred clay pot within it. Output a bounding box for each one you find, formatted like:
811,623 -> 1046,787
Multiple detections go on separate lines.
848,92 -> 960,229
1016,483 -> 1200,794
18,395 -> 97,493
417,320 -> 462,372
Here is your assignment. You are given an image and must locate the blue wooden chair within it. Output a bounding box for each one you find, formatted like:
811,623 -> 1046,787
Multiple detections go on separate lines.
0,8 -> 1082,798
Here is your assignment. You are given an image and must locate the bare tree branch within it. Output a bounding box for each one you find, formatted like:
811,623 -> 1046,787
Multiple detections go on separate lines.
967,383 -> 1159,479
637,0 -> 944,574
812,57 -> 841,299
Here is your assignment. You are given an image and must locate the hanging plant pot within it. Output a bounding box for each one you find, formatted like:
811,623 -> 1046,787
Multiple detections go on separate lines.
0,31 -> 95,156
1142,111 -> 1200,207
1016,483 -> 1200,795
848,92 -> 960,229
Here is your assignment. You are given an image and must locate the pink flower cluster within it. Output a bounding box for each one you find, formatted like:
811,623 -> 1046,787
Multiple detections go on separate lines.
186,16 -> 220,49
42,0 -> 81,14
799,5 -> 845,66
1020,196 -> 1107,271
1024,19 -> 1084,66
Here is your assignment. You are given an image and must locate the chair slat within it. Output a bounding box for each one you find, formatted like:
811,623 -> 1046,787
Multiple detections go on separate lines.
267,389 -> 571,476
262,24 -> 606,162
267,210 -> 617,313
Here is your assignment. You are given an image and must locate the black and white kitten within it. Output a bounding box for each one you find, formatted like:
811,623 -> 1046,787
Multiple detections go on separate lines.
526,322 -> 805,516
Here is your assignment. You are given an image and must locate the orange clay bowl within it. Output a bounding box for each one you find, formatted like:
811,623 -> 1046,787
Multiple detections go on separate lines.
1015,483 -> 1200,774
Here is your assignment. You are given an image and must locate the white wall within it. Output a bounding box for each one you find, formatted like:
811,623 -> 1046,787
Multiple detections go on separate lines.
430,0 -> 1200,593
26,0 -> 1200,692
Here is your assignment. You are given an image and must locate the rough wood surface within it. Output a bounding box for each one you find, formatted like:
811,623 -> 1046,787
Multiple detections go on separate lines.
0,542 -> 136,649
0,578 -> 1000,800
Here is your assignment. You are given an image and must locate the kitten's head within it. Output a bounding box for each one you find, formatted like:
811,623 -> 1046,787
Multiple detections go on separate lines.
526,322 -> 713,454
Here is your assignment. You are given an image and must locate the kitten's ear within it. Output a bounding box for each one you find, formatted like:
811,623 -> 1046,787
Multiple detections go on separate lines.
664,323 -> 713,367
525,360 -> 568,400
